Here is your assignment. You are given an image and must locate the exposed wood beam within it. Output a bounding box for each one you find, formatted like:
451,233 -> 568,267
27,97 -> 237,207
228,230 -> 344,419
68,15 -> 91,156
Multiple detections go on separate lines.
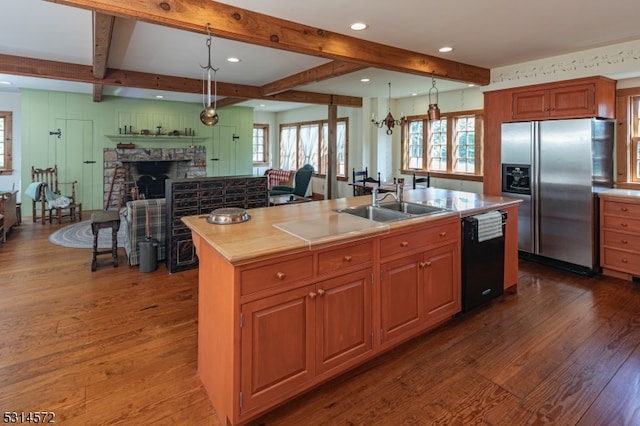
0,54 -> 362,107
45,0 -> 490,86
92,12 -> 115,101
260,61 -> 367,96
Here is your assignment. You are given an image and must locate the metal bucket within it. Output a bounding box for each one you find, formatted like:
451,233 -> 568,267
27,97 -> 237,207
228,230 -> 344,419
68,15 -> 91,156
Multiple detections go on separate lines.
138,237 -> 158,273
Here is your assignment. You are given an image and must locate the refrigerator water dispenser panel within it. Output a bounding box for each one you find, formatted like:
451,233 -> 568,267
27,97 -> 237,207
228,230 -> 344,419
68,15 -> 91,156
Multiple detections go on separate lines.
502,164 -> 531,195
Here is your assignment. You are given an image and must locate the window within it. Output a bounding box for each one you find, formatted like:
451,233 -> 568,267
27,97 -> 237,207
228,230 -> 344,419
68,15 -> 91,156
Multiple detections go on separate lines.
252,124 -> 269,165
0,111 -> 12,174
279,118 -> 348,177
631,95 -> 640,182
402,110 -> 482,177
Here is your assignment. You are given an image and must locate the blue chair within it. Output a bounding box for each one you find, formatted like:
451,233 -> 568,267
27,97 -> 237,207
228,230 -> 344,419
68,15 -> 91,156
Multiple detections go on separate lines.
269,164 -> 314,197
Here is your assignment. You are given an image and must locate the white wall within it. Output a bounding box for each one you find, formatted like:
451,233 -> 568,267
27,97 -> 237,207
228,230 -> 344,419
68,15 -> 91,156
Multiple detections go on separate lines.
0,92 -> 22,201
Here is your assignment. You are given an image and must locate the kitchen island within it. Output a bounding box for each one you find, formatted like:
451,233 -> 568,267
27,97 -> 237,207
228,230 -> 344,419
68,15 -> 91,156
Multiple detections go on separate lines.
182,188 -> 521,425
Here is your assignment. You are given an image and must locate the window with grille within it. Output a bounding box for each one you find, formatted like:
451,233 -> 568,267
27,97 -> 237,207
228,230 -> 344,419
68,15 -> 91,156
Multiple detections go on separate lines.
0,112 -> 12,174
252,124 -> 268,165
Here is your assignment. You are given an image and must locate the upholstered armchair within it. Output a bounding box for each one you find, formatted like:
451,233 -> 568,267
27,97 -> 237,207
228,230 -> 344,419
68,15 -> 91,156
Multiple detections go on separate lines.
269,164 -> 314,197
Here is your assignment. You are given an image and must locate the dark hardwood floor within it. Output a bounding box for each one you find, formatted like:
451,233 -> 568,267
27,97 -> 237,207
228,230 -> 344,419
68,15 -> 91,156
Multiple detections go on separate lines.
1,218 -> 639,425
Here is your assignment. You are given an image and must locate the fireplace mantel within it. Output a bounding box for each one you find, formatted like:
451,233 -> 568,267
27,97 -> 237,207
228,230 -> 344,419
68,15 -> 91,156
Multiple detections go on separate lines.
106,135 -> 207,143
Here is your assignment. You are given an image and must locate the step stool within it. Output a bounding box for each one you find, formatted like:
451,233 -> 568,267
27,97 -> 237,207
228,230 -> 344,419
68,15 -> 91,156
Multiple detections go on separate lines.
91,210 -> 121,271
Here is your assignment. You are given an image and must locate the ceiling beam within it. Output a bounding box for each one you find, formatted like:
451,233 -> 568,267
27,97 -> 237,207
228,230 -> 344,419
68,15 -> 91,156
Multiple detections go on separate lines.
45,0 -> 490,86
260,61 -> 367,96
0,54 -> 362,107
92,12 -> 115,101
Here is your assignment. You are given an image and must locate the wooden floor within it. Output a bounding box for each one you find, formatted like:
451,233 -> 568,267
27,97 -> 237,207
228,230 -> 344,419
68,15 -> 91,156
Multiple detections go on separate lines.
1,219 -> 640,425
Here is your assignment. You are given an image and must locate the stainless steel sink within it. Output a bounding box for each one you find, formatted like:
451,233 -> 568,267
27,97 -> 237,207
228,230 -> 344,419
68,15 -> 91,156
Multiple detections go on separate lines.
335,205 -> 411,222
377,201 -> 447,215
336,202 -> 447,222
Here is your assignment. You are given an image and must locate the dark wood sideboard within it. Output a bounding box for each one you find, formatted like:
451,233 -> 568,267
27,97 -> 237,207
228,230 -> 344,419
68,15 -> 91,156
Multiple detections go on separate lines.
165,176 -> 269,273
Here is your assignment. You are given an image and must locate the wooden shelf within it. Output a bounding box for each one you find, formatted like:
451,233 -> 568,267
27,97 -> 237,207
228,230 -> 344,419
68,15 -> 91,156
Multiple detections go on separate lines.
106,134 -> 207,143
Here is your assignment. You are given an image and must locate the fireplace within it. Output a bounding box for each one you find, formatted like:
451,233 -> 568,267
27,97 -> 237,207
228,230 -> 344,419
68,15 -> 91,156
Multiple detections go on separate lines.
103,147 -> 206,209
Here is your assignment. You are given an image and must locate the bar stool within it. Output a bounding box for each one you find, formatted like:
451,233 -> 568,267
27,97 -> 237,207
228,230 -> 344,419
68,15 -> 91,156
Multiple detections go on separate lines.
91,210 -> 121,271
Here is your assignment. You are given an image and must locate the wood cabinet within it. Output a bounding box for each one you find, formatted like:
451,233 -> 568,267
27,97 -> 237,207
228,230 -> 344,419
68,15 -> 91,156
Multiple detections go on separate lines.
511,77 -> 615,121
0,190 -> 17,242
165,176 -> 268,272
380,220 -> 460,348
600,194 -> 640,280
192,216 -> 462,425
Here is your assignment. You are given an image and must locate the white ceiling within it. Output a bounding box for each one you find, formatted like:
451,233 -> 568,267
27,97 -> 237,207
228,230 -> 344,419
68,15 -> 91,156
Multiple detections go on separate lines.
2,0 -> 640,112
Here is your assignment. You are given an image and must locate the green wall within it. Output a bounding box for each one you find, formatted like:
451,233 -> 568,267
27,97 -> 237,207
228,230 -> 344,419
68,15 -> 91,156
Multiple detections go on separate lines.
21,89 -> 254,210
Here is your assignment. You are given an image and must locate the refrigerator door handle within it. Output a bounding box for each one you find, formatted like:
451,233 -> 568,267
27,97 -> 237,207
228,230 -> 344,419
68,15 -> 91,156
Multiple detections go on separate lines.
532,122 -> 540,254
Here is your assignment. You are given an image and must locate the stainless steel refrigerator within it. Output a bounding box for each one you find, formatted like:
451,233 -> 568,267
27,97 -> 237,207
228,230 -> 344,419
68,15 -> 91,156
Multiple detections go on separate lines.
501,118 -> 614,274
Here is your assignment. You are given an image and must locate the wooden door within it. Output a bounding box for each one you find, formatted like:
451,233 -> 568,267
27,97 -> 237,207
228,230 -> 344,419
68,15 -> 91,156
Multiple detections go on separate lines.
512,89 -> 549,120
240,285 -> 315,415
422,243 -> 461,328
209,125 -> 237,177
315,269 -> 373,375
549,83 -> 595,118
54,118 -> 95,210
379,253 -> 423,347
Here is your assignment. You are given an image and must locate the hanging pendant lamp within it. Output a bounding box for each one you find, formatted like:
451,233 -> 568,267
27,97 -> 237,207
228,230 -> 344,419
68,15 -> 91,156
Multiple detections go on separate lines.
428,74 -> 441,121
200,23 -> 219,126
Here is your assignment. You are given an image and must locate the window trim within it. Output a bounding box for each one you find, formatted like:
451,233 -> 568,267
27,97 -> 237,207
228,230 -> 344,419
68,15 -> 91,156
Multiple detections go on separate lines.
0,111 -> 12,175
278,117 -> 349,179
400,109 -> 483,181
615,88 -> 640,188
252,123 -> 269,166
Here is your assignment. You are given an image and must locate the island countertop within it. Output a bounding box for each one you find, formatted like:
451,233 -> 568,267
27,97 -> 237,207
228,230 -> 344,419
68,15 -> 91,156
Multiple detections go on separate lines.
181,188 -> 521,264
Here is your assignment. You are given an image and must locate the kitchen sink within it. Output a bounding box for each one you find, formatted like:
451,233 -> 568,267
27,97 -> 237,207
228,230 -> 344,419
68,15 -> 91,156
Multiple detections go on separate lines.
377,201 -> 447,215
335,205 -> 411,222
336,202 -> 447,222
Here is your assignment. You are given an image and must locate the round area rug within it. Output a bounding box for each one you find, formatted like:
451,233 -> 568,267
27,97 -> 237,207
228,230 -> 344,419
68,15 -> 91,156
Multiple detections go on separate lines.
48,220 -> 126,249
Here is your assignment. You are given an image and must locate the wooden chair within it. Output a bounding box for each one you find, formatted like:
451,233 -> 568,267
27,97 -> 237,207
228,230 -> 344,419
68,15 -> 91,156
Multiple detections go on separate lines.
362,172 -> 381,195
30,165 -> 82,224
413,172 -> 431,189
352,167 -> 369,196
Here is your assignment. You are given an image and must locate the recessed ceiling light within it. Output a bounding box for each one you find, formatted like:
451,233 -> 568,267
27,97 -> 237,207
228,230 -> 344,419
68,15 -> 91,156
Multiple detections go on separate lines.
259,104 -> 266,107
467,84 -> 475,87
350,22 -> 368,31
227,57 -> 241,63
439,46 -> 453,53
0,81 -> 11,85
360,78 -> 370,82
155,95 -> 164,99
412,93 -> 418,96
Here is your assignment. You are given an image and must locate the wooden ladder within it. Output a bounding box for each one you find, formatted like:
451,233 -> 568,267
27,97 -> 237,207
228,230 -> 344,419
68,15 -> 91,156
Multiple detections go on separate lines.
105,165 -> 138,210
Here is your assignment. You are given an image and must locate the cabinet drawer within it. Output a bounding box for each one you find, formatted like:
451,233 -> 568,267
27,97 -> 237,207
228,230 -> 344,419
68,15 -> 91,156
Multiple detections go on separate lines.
602,215 -> 640,234
602,200 -> 640,218
602,247 -> 640,275
381,221 -> 458,258
602,230 -> 640,252
318,241 -> 373,275
241,255 -> 313,295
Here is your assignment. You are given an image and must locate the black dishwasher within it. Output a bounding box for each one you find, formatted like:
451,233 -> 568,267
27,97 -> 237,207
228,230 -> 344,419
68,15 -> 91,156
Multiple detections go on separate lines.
461,211 -> 507,312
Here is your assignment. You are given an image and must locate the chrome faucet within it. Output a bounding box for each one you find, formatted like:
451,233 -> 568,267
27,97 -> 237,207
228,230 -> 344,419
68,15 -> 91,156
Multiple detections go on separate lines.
372,187 -> 397,207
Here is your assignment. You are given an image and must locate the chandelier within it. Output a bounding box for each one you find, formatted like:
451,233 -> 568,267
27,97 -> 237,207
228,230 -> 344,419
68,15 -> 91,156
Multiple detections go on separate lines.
371,82 -> 405,135
200,23 -> 219,126
428,74 -> 441,121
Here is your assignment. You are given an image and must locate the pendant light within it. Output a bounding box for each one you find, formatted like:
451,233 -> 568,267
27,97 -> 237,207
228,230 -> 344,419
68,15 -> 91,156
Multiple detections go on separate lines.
428,74 -> 441,121
200,23 -> 219,126
371,82 -> 406,135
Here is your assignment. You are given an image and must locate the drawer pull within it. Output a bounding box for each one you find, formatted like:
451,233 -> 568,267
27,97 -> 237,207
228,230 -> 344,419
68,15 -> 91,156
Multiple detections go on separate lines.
621,207 -> 629,211
276,272 -> 286,280
419,260 -> 432,268
622,259 -> 629,263
344,255 -> 352,262
622,239 -> 628,244
401,241 -> 409,247
621,223 -> 628,228
439,231 -> 447,237
317,288 -> 325,296
309,291 -> 317,299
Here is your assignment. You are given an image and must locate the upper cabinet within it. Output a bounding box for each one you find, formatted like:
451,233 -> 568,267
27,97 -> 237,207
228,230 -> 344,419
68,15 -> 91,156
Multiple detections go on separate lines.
510,77 -> 616,121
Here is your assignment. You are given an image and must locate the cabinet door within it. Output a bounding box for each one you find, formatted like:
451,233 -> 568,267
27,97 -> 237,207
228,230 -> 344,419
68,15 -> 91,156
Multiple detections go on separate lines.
549,83 -> 595,118
422,243 -> 461,327
315,269 -> 373,374
240,285 -> 315,415
380,253 -> 423,347
512,89 -> 549,120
